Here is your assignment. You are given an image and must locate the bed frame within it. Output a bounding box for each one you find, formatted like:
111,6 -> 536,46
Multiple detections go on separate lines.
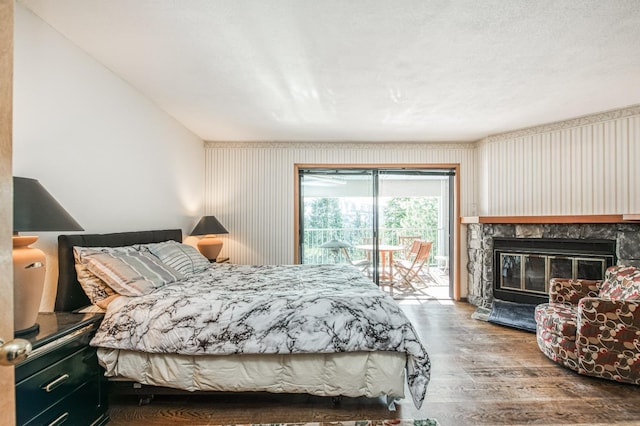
55,229 -> 405,408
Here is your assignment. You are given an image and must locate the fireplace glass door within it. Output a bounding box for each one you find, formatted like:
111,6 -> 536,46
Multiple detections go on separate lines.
524,255 -> 546,293
549,256 -> 573,279
500,252 -> 608,297
493,238 -> 616,305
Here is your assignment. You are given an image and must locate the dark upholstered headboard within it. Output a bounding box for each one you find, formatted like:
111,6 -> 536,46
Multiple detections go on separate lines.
55,229 -> 183,312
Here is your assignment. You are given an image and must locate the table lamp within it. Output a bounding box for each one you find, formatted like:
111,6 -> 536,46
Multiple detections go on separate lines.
13,177 -> 83,336
190,215 -> 228,261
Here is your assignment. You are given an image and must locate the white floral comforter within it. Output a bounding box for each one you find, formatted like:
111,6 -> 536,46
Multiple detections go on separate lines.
90,263 -> 431,408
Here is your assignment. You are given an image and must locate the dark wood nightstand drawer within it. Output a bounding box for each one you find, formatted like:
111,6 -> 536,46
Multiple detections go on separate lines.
15,325 -> 94,383
23,379 -> 108,426
15,313 -> 108,426
16,345 -> 98,425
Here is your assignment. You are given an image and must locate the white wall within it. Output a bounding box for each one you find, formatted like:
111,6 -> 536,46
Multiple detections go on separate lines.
13,4 -> 205,311
477,105 -> 640,216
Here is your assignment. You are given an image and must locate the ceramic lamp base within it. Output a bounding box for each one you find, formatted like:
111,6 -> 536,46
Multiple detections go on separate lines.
13,236 -> 46,336
197,235 -> 223,261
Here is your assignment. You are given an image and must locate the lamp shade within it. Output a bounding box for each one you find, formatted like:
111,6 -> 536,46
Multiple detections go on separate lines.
190,216 -> 228,236
14,177 -> 84,232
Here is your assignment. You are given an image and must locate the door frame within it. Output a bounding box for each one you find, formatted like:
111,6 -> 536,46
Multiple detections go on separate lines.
0,0 -> 15,424
294,163 -> 461,300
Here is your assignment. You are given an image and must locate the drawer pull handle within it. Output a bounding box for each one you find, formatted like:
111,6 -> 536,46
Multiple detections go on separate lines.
43,374 -> 70,392
48,412 -> 69,426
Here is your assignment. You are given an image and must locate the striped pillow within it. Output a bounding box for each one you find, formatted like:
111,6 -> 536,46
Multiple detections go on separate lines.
73,245 -> 140,304
75,260 -> 117,304
144,240 -> 210,275
80,249 -> 183,296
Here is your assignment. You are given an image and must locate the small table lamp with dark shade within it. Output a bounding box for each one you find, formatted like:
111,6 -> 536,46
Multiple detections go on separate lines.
13,177 -> 84,336
190,216 -> 229,261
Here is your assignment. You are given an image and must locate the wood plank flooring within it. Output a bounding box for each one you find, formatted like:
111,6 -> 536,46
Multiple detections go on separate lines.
107,301 -> 640,426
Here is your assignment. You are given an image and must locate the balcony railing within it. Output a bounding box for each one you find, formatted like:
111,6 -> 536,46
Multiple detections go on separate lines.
302,227 -> 445,265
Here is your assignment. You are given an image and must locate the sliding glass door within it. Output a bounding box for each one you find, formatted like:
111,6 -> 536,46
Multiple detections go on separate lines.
298,167 -> 454,297
299,169 -> 378,279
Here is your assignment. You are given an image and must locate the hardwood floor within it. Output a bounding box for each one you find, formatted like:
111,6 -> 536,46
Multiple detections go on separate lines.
107,301 -> 640,426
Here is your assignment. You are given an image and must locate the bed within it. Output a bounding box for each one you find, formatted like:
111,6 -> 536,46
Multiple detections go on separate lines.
56,229 -> 431,409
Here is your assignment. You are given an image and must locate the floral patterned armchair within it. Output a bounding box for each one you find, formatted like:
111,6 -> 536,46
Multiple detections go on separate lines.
535,265 -> 640,385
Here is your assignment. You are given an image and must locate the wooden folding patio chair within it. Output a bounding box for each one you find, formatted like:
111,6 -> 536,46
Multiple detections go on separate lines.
393,241 -> 433,289
397,235 -> 421,259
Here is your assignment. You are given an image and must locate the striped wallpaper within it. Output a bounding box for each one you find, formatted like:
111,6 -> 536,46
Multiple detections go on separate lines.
477,105 -> 640,216
204,142 -> 477,265
203,104 -> 640,299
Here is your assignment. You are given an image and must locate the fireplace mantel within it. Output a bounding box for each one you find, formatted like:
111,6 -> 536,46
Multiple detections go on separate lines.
461,214 -> 640,224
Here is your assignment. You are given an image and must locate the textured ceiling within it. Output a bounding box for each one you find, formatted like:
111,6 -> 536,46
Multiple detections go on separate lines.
18,0 -> 640,142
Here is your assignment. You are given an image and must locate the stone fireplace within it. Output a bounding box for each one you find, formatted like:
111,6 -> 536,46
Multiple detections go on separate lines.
493,237 -> 616,305
467,222 -> 640,309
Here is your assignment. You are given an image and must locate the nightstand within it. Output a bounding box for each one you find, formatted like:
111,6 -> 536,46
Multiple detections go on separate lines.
214,256 -> 230,263
14,312 -> 109,426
